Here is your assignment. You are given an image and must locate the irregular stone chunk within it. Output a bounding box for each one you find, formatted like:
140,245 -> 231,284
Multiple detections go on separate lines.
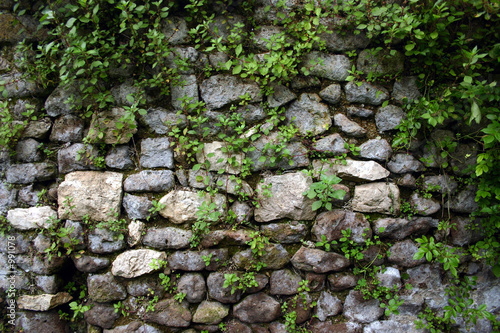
398,174 -> 417,188
388,240 -> 426,268
177,273 -> 206,303
315,291 -> 343,321
309,321 -> 363,333
286,93 -> 331,136
450,143 -> 478,176
0,72 -> 40,98
144,298 -> 192,327
445,185 -> 478,213
347,106 -> 374,118
57,143 -> 101,174
111,249 -> 167,278
49,115 -> 84,142
143,227 -> 192,250
88,228 -> 126,254
171,74 -> 198,109
377,266 -> 402,289
357,49 -> 404,76
313,158 -> 390,182
193,301 -> 229,324
207,271 -> 242,304
319,83 -> 342,104
319,19 -> 370,52
72,255 -> 110,273
328,272 -> 358,291
343,290 -> 384,323
254,172 -> 315,222
15,311 -> 69,333
312,210 -> 371,244
105,145 -> 134,170
375,105 -> 405,132
351,183 -> 400,215
168,249 -> 229,271
334,113 -> 367,137
196,141 -> 245,174
392,76 -> 421,102
159,190 -> 226,224
387,154 -> 424,174
270,269 -> 302,295
6,162 -> 56,184
22,118 -> 52,139
140,137 -> 174,169
410,192 -> 441,216
127,220 -> 145,247
261,221 -> 307,244
252,25 -> 286,51
126,276 -> 164,297
359,139 -> 393,162
88,272 -> 127,303
232,243 -> 290,270
163,16 -> 190,45
123,194 -> 152,220
200,74 -> 262,109
373,216 -> 438,240
58,171 -> 123,221
233,293 -> 281,323
291,246 -> 350,273
214,174 -> 254,197
140,107 -> 187,135
167,46 -> 208,75
422,175 -> 458,195
312,133 -> 348,155
303,52 -> 350,81
15,139 -> 41,163
124,170 -> 175,192
267,83 -> 296,108
17,292 -> 72,311
201,229 -> 252,248
88,107 -> 137,143
345,81 -> 389,105
7,206 -> 56,230
450,216 -> 482,246
84,303 -> 120,329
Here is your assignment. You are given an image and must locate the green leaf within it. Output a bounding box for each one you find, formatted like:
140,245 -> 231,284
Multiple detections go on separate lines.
430,31 -> 438,39
470,100 -> 481,124
312,200 -> 322,211
493,264 -> 500,277
232,65 -> 242,75
405,43 -> 415,51
235,44 -> 243,57
66,17 -> 77,28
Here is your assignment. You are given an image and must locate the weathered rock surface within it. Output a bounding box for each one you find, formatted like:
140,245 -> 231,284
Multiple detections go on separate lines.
345,81 -> 389,105
313,158 -> 390,182
312,133 -> 348,155
142,227 -> 192,250
261,221 -> 307,244
111,249 -> 166,278
201,229 -> 252,248
127,220 -> 145,247
375,105 -> 405,132
410,192 -> 441,216
58,171 -> 123,221
351,183 -> 400,215
450,216 -> 483,246
328,272 -> 358,291
291,246 -> 350,273
15,311 -> 69,333
315,291 -> 343,321
312,209 -> 372,244
140,137 -> 174,169
343,290 -> 384,323
49,115 -> 84,142
124,170 -> 175,192
57,143 -> 101,174
177,273 -> 206,303
144,298 -> 192,327
163,16 -> 190,45
334,113 -> 367,137
254,172 -> 315,222
140,107 -> 187,135
6,162 -> 56,184
270,269 -> 302,295
72,255 -> 110,273
103,322 -> 161,333
7,206 -> 56,230
171,74 -> 198,109
88,107 -> 137,144
359,139 -> 393,162
267,83 -> 296,108
168,249 -> 228,271
387,154 -> 424,173
233,293 -> 282,323
232,243 -> 290,270
15,139 -> 41,163
207,272 -> 242,304
44,82 -> 81,117
84,303 -> 120,329
88,272 -> 127,303
357,49 -> 404,76
105,145 -> 134,170
446,185 -> 478,213
347,106 -> 374,118
373,216 -> 438,240
285,93 -> 331,136
196,141 -> 245,174
17,292 -> 72,311
392,76 -> 421,102
309,321 -> 363,333
388,240 -> 426,268
377,267 -> 402,289
303,52 -> 350,81
193,301 -> 229,324
122,194 -> 152,220
159,190 -> 227,224
319,83 -> 342,104
200,74 -> 262,109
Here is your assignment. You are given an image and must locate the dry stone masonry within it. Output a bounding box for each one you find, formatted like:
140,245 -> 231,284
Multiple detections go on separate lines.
0,2 -> 498,333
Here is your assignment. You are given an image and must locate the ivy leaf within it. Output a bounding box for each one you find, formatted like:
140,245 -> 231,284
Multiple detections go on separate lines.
312,200 -> 322,211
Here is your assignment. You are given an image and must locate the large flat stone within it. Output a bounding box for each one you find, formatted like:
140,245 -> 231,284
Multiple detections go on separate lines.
7,206 -> 57,230
313,158 -> 390,182
159,190 -> 226,224
200,74 -> 262,109
58,171 -> 123,221
111,249 -> 167,278
351,183 -> 400,215
17,292 -> 72,311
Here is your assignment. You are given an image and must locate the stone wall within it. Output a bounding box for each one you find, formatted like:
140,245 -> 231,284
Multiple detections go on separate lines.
0,1 -> 498,333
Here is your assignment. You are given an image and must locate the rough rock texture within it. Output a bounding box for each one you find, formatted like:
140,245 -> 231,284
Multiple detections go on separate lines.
88,272 -> 127,303
270,269 -> 302,295
313,210 -> 372,244
392,76 -> 421,102
88,228 -> 126,254
303,52 -> 350,81
328,272 -> 358,291
334,113 -> 367,137
196,141 -> 245,174
6,162 -> 56,184
200,74 -> 262,109
351,183 -> 400,215
315,291 -> 343,321
233,293 -> 282,323
142,227 -> 192,250
343,290 -> 384,323
105,145 -> 134,170
193,301 -> 229,324
410,192 -> 441,216
58,171 -> 123,221
15,311 -> 69,333
140,107 -> 187,135
171,74 -> 198,109
261,221 -> 307,244
168,249 -> 228,271
178,273 -> 207,303
388,154 -> 424,173
140,137 -> 174,169
50,115 -> 85,142
7,206 -> 56,230
345,81 -> 389,105
254,172 -> 315,222
72,255 -> 110,273
84,303 -> 120,329
313,158 -> 390,182
359,139 -> 393,162
159,190 -> 226,224
312,133 -> 348,155
144,298 -> 192,327
319,83 -> 342,104
123,170 -> 175,192
375,105 -> 405,132
357,49 -> 404,76
207,272 -> 242,304
57,143 -> 101,174
122,194 -> 152,220
285,93 -> 331,136
291,246 -> 350,273
232,243 -> 290,270
388,240 -> 426,268
88,107 -> 137,144
111,249 -> 167,278
17,292 -> 72,311
373,216 -> 438,240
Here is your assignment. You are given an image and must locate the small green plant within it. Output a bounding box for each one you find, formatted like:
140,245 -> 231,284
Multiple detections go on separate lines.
246,231 -> 269,258
114,301 -> 130,317
201,254 -> 213,267
303,173 -> 346,211
147,200 -> 166,221
223,272 -> 259,295
174,292 -> 186,303
68,301 -> 92,321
